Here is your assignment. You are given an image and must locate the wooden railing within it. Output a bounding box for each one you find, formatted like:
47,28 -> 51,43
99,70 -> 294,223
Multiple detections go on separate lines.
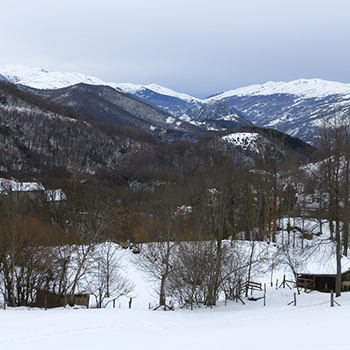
296,276 -> 314,293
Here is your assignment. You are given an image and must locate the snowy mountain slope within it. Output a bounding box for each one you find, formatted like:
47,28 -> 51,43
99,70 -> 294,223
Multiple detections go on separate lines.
0,64 -> 105,89
2,65 -> 350,142
0,82 -> 151,173
205,79 -> 350,142
217,92 -> 350,142
0,65 -> 201,117
210,78 -> 350,100
222,132 -> 263,153
180,99 -> 254,131
120,80 -> 350,143
23,83 -> 204,143
112,82 -> 201,104
113,83 -> 201,117
0,74 -> 8,82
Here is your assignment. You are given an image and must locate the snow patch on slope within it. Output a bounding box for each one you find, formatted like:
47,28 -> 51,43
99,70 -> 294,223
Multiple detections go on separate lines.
110,82 -> 202,103
212,78 -> 350,100
222,132 -> 262,152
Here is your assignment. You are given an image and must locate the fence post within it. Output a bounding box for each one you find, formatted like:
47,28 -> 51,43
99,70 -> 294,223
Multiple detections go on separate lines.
330,291 -> 334,307
283,275 -> 286,288
113,299 -> 115,308
276,279 -> 278,290
264,283 -> 266,293
45,295 -> 47,310
263,293 -> 266,307
294,292 -> 297,306
129,297 -> 132,309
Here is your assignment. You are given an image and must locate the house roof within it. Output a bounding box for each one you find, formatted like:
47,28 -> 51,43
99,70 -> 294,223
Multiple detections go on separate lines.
297,254 -> 350,275
0,178 -> 45,194
0,178 -> 66,202
45,189 -> 67,201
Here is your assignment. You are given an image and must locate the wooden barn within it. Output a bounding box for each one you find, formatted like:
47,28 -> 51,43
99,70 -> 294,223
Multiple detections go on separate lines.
34,290 -> 90,309
297,269 -> 350,292
34,290 -> 64,309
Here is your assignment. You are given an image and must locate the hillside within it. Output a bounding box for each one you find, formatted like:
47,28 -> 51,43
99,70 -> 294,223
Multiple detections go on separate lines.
23,83 -> 204,144
180,99 -> 254,131
0,81 -> 316,181
0,82 -> 153,175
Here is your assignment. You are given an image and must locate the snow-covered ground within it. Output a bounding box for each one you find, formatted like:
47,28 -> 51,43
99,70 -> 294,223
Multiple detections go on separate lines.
1,277 -> 349,350
1,229 -> 350,350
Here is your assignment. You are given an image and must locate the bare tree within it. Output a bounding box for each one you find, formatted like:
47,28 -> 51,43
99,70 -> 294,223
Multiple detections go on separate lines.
84,242 -> 135,308
316,109 -> 350,296
134,182 -> 184,310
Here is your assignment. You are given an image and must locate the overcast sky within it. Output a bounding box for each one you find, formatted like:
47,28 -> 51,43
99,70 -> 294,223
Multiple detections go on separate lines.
1,0 -> 350,97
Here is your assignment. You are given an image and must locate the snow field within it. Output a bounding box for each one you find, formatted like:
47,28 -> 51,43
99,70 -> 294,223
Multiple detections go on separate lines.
1,286 -> 350,350
1,241 -> 350,350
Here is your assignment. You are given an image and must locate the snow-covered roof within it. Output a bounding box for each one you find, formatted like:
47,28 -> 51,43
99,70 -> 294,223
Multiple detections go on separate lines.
0,178 -> 66,202
45,189 -> 67,202
297,253 -> 350,275
0,178 -> 45,194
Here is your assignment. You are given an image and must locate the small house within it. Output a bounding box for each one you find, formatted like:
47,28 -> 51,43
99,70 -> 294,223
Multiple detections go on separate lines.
0,178 -> 66,207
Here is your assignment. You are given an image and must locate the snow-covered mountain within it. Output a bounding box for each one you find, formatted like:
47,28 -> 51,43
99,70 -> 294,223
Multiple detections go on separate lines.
206,79 -> 350,141
212,79 -> 350,100
0,65 -> 201,117
0,64 -> 105,89
2,64 -> 350,143
180,99 -> 254,131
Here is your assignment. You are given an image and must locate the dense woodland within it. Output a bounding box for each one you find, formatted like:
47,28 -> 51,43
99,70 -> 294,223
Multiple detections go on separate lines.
0,82 -> 349,309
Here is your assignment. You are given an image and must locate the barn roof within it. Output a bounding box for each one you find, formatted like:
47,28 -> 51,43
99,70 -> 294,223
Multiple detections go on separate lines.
297,254 -> 350,276
0,178 -> 45,194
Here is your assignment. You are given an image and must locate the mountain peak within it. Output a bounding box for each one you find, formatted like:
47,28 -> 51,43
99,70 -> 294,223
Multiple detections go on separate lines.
0,64 -> 105,89
212,78 -> 350,100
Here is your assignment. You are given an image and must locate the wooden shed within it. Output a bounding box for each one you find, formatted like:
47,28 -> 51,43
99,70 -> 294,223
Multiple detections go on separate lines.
297,269 -> 350,292
34,290 -> 90,308
34,290 -> 64,308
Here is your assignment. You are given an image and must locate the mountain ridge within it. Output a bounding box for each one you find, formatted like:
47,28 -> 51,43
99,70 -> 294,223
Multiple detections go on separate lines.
2,65 -> 350,143
3,64 -> 350,103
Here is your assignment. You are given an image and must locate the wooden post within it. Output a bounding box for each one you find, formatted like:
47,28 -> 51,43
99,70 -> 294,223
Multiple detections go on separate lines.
113,299 -> 115,308
276,279 -> 278,290
264,283 -> 266,293
263,293 -> 266,306
129,297 -> 132,309
283,275 -> 286,288
330,291 -> 334,307
294,292 -> 297,306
